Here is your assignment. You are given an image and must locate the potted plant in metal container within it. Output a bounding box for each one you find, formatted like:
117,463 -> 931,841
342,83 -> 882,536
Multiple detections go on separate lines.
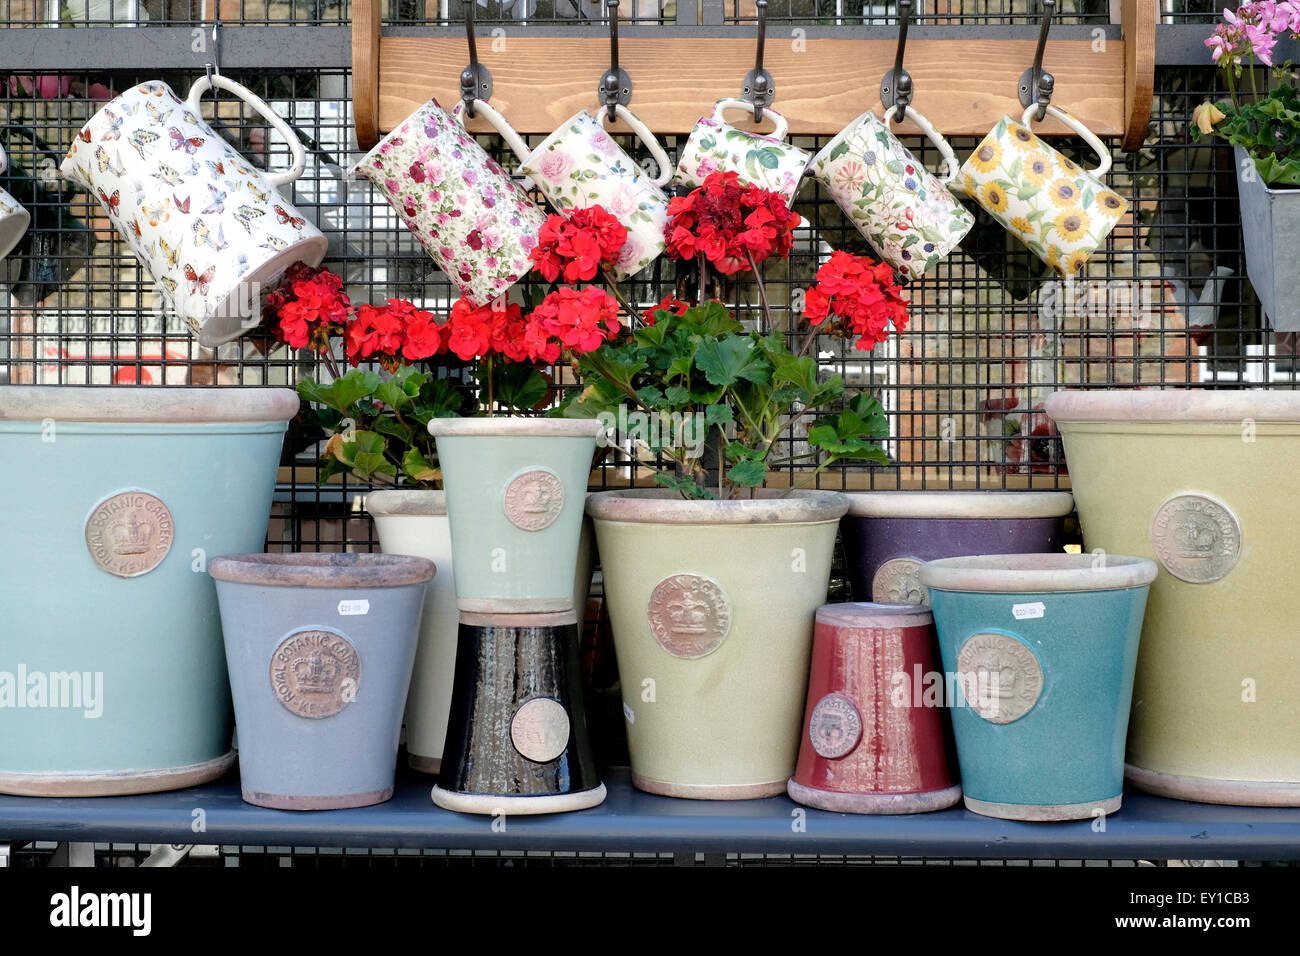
1195,1 -> 1300,330
557,172 -> 906,798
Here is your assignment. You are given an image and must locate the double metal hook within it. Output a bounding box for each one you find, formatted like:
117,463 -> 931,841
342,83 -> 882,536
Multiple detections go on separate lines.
879,0 -> 914,123
460,0 -> 493,118
597,0 -> 632,121
1018,0 -> 1057,122
741,0 -> 774,123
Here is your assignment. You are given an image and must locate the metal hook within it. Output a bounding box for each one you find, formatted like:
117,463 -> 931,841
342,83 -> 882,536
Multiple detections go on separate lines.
879,0 -> 914,124
741,0 -> 774,123
205,15 -> 222,92
597,0 -> 632,122
460,0 -> 492,119
1018,0 -> 1057,122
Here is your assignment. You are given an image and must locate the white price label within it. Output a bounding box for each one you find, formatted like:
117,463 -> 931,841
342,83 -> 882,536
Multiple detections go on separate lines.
622,701 -> 635,725
338,599 -> 370,616
1012,602 -> 1046,620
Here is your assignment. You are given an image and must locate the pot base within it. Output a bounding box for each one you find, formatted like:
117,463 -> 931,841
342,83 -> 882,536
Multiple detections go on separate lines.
242,786 -> 394,811
787,779 -> 962,815
0,751 -> 235,797
431,783 -> 607,816
632,773 -> 788,800
963,793 -> 1121,822
407,753 -> 443,775
1126,763 -> 1300,807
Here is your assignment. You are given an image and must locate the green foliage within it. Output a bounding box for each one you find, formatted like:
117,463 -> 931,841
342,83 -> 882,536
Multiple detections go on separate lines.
1197,84 -> 1300,187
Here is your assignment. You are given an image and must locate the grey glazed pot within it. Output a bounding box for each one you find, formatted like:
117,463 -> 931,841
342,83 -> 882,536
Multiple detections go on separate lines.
210,553 -> 435,810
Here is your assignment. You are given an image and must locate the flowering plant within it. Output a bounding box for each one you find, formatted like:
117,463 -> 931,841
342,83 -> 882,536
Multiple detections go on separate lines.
1194,2 -> 1300,185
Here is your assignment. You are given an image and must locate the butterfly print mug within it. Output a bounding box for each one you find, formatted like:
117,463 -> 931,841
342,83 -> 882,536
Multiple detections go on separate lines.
62,75 -> 327,346
804,105 -> 974,281
959,103 -> 1127,277
673,98 -> 812,205
0,142 -> 32,262
350,97 -> 547,307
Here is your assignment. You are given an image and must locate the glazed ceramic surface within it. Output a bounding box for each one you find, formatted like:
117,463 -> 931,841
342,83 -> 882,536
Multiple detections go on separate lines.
673,99 -> 811,204
840,491 -> 1073,606
959,105 -> 1126,277
587,489 -> 849,798
211,553 -> 434,810
0,142 -> 32,261
0,386 -> 296,796
349,98 -> 546,307
788,602 -> 961,814
520,106 -> 672,282
61,77 -> 327,346
432,609 -> 605,815
921,553 -> 1156,821
804,106 -> 973,280
1047,389 -> 1300,805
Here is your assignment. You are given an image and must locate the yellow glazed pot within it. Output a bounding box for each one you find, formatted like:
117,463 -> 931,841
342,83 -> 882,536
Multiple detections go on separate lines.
587,489 -> 848,799
1046,389 -> 1300,805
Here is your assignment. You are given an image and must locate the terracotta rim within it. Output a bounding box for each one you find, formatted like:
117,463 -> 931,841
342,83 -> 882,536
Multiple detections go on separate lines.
844,491 -> 1074,519
586,488 -> 850,525
787,779 -> 961,815
407,753 -> 443,775
431,783 -> 608,815
0,386 -> 300,423
365,489 -> 447,517
815,602 -> 933,629
631,772 -> 788,800
242,786 -> 394,811
459,609 -> 579,628
209,552 -> 436,588
963,793 -> 1121,821
428,417 -> 604,438
918,553 -> 1157,593
1125,763 -> 1300,807
456,597 -> 576,614
1046,388 -> 1300,424
0,751 -> 234,797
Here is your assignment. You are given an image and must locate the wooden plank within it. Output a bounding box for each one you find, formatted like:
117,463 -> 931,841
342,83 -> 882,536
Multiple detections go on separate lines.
352,0 -> 383,149
1122,0 -> 1157,152
374,36 -> 1128,139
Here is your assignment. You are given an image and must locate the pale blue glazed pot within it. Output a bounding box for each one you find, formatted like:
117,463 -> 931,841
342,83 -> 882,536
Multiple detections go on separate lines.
427,418 -> 602,612
211,553 -> 435,810
0,386 -> 297,796
920,553 -> 1157,821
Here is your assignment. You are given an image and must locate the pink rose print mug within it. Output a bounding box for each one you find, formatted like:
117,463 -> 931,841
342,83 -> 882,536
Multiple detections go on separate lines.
350,97 -> 548,307
518,104 -> 673,282
673,98 -> 812,205
0,142 -> 32,262
62,75 -> 328,347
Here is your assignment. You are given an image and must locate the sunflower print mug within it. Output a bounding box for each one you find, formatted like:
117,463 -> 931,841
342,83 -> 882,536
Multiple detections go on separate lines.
959,104 -> 1126,277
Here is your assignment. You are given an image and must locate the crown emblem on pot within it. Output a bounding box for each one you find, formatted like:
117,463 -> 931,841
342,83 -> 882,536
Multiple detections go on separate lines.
1173,513 -> 1219,558
293,651 -> 339,694
976,661 -> 1018,699
109,514 -> 153,555
666,588 -> 712,635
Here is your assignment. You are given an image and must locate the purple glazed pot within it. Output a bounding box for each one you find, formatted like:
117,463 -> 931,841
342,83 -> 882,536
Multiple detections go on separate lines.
841,492 -> 1074,606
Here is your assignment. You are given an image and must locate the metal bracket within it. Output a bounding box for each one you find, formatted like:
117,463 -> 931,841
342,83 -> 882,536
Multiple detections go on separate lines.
740,0 -> 774,122
1018,0 -> 1057,121
0,844 -> 9,868
597,0 -> 632,121
460,0 -> 492,118
879,0 -> 914,123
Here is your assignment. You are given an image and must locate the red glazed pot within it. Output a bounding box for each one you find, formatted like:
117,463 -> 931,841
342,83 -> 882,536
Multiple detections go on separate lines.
787,602 -> 961,814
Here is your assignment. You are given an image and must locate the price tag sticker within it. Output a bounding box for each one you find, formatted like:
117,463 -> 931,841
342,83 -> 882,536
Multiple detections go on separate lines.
338,599 -> 370,616
1012,602 -> 1046,621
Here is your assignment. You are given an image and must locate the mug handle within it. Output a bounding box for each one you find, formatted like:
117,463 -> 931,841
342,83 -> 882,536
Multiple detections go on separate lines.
185,75 -> 307,188
602,104 -> 673,188
1021,103 -> 1113,178
887,105 -> 961,185
453,98 -> 533,168
712,97 -> 789,141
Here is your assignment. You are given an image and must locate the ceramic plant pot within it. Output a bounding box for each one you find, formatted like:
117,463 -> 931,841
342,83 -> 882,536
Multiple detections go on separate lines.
1046,389 -> 1300,805
587,489 -> 849,799
0,386 -> 297,796
920,553 -> 1157,821
432,609 -> 605,814
841,491 -> 1074,606
427,418 -> 602,613
788,602 -> 961,814
210,553 -> 435,809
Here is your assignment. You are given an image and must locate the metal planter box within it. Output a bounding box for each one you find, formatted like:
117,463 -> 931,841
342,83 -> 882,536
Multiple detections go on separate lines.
1236,145 -> 1300,332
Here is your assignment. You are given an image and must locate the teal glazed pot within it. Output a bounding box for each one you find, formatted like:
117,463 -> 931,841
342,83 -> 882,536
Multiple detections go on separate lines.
0,386 -> 297,796
919,553 -> 1157,821
211,553 -> 435,810
427,418 -> 602,612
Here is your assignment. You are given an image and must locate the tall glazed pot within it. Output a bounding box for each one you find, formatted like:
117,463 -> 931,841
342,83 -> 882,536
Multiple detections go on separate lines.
587,489 -> 849,799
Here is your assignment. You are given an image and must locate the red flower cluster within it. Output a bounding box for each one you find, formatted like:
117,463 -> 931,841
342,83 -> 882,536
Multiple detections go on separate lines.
665,171 -> 801,275
641,293 -> 692,326
445,298 -> 528,363
803,251 -> 910,352
530,206 -> 629,283
526,287 -> 622,363
346,299 -> 444,368
264,262 -> 351,353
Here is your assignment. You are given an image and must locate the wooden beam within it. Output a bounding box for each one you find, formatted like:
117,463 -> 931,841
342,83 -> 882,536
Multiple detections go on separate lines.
352,0 -> 382,150
1122,0 -> 1157,152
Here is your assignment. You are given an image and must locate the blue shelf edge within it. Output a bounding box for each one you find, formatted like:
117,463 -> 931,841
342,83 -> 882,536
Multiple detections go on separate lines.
3,766 -> 1300,860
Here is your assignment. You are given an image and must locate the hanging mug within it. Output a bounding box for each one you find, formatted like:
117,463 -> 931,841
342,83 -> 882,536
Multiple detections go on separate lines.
804,105 -> 975,280
959,103 -> 1127,277
350,97 -> 547,307
673,98 -> 811,205
0,143 -> 32,262
62,76 -> 328,347
519,104 -> 673,282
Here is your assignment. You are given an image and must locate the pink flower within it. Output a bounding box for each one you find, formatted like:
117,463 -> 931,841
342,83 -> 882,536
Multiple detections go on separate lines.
591,127 -> 620,157
537,150 -> 574,182
604,183 -> 636,218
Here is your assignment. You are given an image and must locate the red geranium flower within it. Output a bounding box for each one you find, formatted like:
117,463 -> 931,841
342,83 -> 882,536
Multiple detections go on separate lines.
346,302 -> 406,369
641,293 -> 691,326
263,263 -> 351,354
802,250 -> 909,352
445,298 -> 526,362
525,287 -> 621,360
530,205 -> 629,283
665,171 -> 801,275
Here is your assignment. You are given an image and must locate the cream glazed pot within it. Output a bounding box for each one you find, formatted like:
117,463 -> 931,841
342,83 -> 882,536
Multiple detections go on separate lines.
587,489 -> 849,799
1046,389 -> 1300,805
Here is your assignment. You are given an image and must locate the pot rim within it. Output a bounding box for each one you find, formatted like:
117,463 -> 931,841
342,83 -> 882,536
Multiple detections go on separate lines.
0,386 -> 299,423
918,553 -> 1157,593
816,601 -> 933,628
209,552 -> 436,588
844,491 -> 1074,519
1045,389 -> 1300,424
364,489 -> 447,517
585,488 -> 849,524
428,417 -> 604,438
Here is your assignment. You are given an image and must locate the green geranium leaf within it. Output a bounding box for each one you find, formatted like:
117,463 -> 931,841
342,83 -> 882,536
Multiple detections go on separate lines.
704,403 -> 733,428
695,335 -> 771,387
726,458 -> 766,487
652,471 -> 716,500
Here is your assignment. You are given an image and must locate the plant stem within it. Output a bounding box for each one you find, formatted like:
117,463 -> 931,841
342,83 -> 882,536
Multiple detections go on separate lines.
786,454 -> 838,497
601,269 -> 640,325
796,326 -> 820,358
697,253 -> 707,307
320,347 -> 341,381
716,424 -> 724,498
745,250 -> 773,335
1226,66 -> 1240,111
484,353 -> 494,416
1249,57 -> 1259,100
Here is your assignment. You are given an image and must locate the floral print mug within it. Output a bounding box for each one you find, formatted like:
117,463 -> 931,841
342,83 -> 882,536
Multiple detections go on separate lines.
673,98 -> 811,205
0,143 -> 31,262
959,104 -> 1127,277
804,105 -> 974,281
